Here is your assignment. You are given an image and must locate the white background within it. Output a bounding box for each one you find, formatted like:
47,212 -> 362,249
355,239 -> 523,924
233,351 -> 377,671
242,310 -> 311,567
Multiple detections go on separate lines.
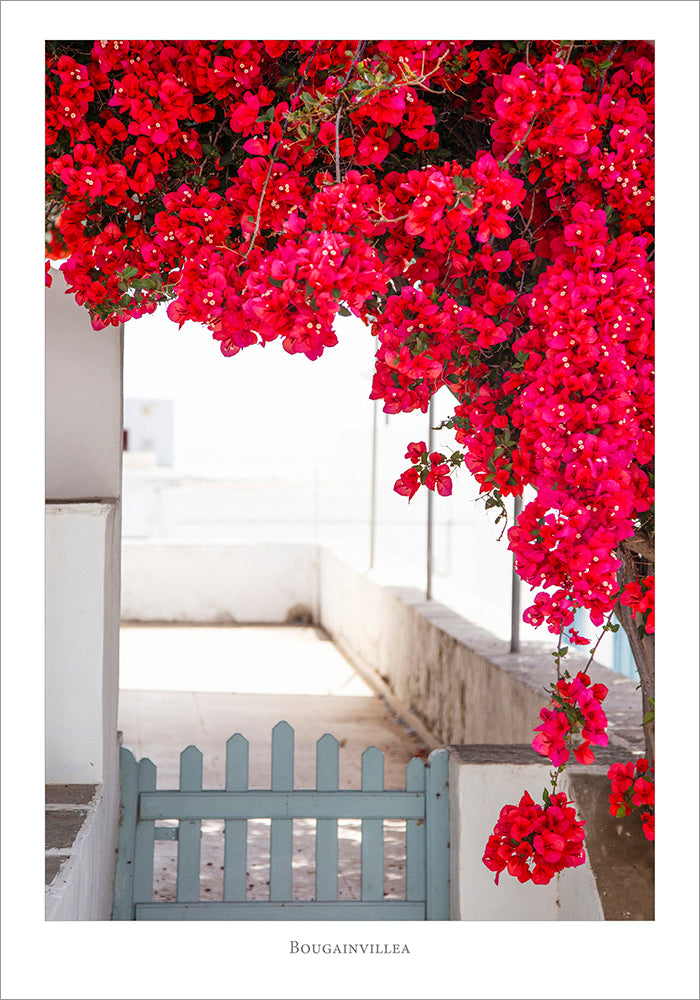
2,3 -> 699,999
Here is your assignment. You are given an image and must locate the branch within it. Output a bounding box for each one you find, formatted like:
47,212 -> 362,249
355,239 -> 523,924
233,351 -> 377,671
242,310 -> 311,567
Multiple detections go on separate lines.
619,532 -> 655,563
334,40 -> 367,184
335,106 -> 342,183
243,42 -> 323,261
499,116 -> 538,166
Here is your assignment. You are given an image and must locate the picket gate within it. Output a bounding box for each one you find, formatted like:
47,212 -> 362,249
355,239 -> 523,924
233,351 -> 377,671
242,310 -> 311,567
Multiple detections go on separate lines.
111,721 -> 450,920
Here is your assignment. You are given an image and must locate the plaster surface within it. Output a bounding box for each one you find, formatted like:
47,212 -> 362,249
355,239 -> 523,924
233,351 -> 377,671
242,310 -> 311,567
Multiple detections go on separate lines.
121,542 -> 319,623
45,269 -> 123,500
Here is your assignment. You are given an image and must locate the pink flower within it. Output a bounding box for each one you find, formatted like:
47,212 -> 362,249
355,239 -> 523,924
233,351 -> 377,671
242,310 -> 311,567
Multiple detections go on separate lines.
532,708 -> 571,766
393,468 -> 420,501
405,441 -> 427,463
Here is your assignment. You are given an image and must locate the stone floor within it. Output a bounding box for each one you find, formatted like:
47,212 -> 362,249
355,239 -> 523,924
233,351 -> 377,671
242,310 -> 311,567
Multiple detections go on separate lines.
118,624 -> 431,904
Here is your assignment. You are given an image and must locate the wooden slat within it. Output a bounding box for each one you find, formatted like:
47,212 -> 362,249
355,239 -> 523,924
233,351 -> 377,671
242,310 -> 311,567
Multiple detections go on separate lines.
405,757 -> 427,904
111,746 -> 139,920
135,900 -> 425,921
361,746 -> 384,901
176,745 -> 202,903
154,827 -> 178,841
139,789 -> 424,821
315,734 -> 339,901
270,722 -> 293,901
132,758 -> 157,904
224,734 -> 248,902
425,748 -> 450,920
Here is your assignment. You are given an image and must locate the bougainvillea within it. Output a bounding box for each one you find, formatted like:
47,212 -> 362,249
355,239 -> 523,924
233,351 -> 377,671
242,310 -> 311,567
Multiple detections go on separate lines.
482,790 -> 586,885
532,670 -> 609,767
45,39 -> 655,872
608,758 -> 655,841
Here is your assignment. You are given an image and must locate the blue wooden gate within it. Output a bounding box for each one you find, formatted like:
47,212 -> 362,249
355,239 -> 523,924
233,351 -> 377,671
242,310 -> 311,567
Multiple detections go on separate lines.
112,721 -> 450,920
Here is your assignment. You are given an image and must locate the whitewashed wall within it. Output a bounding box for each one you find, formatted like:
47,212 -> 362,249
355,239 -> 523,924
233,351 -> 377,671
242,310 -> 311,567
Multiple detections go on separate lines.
121,541 -> 319,623
45,270 -> 123,500
45,787 -> 119,921
448,749 -> 603,920
45,502 -> 121,783
45,271 -> 123,919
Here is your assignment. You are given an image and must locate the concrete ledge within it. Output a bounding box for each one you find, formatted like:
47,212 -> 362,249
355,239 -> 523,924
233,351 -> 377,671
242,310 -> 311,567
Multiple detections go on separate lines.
320,550 -> 644,752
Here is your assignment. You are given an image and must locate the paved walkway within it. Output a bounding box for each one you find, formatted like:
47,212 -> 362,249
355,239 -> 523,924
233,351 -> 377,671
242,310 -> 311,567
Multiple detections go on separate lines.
118,624 -> 430,903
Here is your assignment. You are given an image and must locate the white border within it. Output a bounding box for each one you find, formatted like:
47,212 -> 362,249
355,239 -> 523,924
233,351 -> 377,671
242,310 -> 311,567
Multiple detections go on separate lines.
1,4 -> 698,998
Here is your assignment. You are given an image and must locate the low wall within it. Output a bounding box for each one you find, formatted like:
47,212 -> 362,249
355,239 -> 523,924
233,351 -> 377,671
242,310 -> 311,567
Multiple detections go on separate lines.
121,542 -> 643,750
45,779 -> 119,921
447,746 -> 603,920
319,549 -> 642,750
121,541 -> 320,624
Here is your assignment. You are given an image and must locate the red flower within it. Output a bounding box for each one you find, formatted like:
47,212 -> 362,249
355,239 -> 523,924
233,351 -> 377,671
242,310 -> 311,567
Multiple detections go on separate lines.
532,708 -> 570,766
405,441 -> 427,463
425,454 -> 453,496
394,468 -> 420,501
356,131 -> 390,167
483,789 -> 586,885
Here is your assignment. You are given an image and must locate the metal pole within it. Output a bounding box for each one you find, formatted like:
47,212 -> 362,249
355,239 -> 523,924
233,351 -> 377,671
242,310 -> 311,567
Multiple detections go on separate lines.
369,399 -> 378,569
426,396 -> 434,600
510,494 -> 522,653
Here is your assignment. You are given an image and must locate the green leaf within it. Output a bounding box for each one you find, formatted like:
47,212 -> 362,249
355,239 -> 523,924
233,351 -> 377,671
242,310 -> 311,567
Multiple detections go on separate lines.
616,805 -> 628,819
642,709 -> 655,725
338,305 -> 352,318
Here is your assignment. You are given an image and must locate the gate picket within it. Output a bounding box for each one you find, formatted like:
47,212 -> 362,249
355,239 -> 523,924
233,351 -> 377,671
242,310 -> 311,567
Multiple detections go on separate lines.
315,734 -> 339,901
133,758 -> 157,905
405,756 -> 427,902
425,748 -> 450,920
360,746 -> 384,901
111,746 -> 138,921
223,734 -> 248,902
112,722 -> 450,921
176,746 -> 203,903
269,721 -> 294,901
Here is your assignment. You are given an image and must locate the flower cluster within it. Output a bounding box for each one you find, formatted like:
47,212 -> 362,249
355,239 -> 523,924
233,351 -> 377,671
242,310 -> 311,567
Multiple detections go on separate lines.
482,790 -> 586,885
394,440 -> 459,500
46,42 -> 655,876
619,575 -> 655,634
608,759 -> 655,840
45,41 -> 654,647
532,670 -> 609,766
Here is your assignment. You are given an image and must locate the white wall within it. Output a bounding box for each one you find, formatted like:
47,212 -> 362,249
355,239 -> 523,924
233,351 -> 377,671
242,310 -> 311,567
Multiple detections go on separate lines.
448,751 -> 603,920
45,786 -> 119,921
45,270 -> 123,500
45,503 -> 121,784
45,270 -> 123,919
123,398 -> 174,465
121,541 -> 319,623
